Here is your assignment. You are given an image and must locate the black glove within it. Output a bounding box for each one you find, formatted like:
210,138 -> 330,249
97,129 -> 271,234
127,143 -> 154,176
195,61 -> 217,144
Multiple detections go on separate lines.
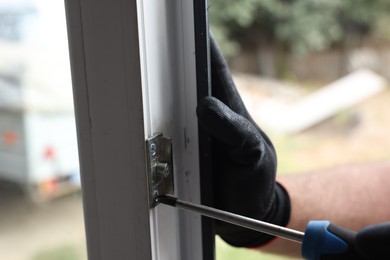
196,35 -> 291,247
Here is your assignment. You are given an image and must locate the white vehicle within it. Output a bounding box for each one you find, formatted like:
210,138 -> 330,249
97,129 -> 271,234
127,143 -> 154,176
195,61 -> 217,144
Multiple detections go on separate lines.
0,0 -> 80,201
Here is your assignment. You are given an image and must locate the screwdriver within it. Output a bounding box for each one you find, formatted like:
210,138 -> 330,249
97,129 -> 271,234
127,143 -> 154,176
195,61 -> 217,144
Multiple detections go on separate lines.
157,194 -> 358,259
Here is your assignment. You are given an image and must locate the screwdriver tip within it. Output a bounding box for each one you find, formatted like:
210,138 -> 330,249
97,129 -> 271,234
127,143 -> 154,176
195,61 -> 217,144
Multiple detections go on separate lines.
156,194 -> 177,206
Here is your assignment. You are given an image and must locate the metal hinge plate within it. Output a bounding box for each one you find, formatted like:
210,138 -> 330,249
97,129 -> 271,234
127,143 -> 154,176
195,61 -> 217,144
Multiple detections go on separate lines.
146,133 -> 174,208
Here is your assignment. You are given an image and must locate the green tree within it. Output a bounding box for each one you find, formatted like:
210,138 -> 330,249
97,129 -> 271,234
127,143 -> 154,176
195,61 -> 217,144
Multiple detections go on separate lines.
209,0 -> 390,56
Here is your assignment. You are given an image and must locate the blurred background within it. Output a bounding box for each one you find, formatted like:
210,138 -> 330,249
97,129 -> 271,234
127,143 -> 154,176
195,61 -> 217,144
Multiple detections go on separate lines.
0,0 -> 86,259
209,0 -> 390,259
1,0 -> 390,259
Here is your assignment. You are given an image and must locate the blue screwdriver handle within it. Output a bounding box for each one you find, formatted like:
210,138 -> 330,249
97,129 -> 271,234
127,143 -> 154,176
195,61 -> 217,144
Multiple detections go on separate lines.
301,220 -> 359,260
301,221 -> 390,259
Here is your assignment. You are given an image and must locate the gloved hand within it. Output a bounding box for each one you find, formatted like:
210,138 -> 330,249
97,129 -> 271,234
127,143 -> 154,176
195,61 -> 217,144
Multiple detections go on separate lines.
196,35 -> 291,247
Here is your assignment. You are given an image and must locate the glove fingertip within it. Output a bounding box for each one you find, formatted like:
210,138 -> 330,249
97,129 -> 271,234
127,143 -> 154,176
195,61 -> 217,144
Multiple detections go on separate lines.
196,96 -> 214,118
197,97 -> 261,151
196,96 -> 227,134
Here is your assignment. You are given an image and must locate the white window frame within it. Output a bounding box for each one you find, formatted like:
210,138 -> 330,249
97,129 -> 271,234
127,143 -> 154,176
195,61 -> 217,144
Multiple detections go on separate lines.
65,0 -> 213,259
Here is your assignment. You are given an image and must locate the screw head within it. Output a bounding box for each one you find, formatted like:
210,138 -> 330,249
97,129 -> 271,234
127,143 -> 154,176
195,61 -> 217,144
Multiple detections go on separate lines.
150,143 -> 157,156
156,162 -> 171,178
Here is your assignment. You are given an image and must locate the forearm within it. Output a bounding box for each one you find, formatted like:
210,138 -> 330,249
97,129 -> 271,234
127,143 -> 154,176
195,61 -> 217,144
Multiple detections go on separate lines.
259,161 -> 390,257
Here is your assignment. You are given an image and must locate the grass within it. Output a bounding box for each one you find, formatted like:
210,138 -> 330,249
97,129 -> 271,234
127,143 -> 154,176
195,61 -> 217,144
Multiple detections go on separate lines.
32,244 -> 83,260
216,237 -> 295,260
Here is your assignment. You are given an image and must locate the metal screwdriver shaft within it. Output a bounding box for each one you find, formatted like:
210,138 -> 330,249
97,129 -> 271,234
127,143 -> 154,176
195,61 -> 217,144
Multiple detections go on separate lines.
157,194 -> 304,243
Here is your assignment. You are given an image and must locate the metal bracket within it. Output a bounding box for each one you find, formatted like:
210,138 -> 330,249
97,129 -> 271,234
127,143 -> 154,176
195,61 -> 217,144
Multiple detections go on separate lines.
146,133 -> 174,208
